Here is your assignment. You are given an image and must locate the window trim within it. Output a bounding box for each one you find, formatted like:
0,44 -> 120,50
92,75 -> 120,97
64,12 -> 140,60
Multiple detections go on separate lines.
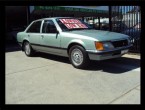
40,20 -> 44,33
24,21 -> 34,32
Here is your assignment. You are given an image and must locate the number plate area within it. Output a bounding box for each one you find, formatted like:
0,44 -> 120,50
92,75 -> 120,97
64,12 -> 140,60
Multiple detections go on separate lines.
121,49 -> 128,54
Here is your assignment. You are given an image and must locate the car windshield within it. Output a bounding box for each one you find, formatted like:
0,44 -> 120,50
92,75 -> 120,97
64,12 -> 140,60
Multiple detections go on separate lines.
56,18 -> 93,31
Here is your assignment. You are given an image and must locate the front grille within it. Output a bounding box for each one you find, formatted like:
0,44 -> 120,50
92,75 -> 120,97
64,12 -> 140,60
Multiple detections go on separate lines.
111,39 -> 128,48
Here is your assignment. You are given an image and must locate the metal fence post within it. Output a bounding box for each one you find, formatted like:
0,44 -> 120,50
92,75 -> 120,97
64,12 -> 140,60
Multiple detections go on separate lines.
109,6 -> 112,31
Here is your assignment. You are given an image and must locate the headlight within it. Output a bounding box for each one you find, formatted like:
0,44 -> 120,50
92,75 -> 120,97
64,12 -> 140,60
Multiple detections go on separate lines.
95,41 -> 114,50
127,37 -> 131,45
103,42 -> 114,50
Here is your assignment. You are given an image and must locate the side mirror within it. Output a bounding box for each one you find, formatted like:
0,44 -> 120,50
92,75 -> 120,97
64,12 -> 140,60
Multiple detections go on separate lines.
56,30 -> 59,34
55,30 -> 59,39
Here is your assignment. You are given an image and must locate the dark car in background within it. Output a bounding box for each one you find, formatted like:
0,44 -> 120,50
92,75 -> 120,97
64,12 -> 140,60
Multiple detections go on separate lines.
121,22 -> 141,52
94,23 -> 109,31
92,21 -> 127,32
112,21 -> 128,33
121,22 -> 141,44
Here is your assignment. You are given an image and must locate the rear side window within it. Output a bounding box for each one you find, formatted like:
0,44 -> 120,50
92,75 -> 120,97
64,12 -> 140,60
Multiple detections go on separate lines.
27,21 -> 42,33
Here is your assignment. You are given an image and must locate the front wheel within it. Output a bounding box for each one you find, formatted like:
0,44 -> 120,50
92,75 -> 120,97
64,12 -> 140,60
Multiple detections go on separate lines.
69,45 -> 90,69
24,41 -> 34,56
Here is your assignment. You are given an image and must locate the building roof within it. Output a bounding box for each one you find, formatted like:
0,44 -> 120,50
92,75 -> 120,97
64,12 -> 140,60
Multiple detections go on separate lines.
30,6 -> 111,18
33,17 -> 74,21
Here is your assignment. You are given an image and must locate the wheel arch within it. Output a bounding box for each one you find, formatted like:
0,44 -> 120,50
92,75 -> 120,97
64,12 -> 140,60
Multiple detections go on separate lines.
67,41 -> 86,55
67,41 -> 90,69
22,39 -> 29,51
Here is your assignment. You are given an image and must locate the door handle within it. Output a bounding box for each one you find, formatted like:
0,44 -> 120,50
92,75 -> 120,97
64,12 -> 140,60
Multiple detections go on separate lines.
41,35 -> 44,38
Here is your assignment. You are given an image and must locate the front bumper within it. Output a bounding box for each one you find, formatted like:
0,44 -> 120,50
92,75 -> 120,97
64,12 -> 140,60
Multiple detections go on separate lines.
87,45 -> 132,61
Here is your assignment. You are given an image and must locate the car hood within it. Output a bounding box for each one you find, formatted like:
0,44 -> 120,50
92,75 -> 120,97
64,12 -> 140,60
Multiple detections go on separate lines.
67,29 -> 129,41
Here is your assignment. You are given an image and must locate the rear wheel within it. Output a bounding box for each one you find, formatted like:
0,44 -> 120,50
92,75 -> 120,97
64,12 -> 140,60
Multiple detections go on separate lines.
24,41 -> 34,56
69,45 -> 90,69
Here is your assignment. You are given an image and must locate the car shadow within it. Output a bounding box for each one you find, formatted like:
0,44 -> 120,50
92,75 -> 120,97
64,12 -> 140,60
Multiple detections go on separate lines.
5,42 -> 21,53
34,52 -> 70,64
84,58 -> 140,74
34,52 -> 140,74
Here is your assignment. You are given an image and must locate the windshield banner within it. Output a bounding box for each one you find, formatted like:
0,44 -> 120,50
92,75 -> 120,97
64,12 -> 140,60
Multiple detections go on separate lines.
59,19 -> 88,29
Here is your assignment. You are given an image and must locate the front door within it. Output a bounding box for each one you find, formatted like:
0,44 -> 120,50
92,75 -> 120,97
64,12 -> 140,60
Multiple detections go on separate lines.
40,20 -> 61,54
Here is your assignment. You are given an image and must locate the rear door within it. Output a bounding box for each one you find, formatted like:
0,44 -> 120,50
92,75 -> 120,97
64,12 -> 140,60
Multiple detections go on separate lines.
26,20 -> 42,50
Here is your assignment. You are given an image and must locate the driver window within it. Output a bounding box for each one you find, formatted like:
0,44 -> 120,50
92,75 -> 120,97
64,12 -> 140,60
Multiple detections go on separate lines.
42,20 -> 57,33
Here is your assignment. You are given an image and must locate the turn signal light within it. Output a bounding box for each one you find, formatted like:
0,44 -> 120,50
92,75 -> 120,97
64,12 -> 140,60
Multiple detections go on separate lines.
95,42 -> 104,51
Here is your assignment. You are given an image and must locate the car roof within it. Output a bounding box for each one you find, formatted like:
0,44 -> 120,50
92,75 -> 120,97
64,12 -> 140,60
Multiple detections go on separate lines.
33,17 -> 74,22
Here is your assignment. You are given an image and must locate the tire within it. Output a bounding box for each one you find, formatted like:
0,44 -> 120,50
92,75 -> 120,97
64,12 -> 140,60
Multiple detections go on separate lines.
23,41 -> 34,57
69,45 -> 90,69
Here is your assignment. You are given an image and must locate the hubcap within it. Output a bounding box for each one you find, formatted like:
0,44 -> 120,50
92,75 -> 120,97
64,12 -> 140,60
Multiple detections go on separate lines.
71,48 -> 83,66
25,43 -> 30,55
